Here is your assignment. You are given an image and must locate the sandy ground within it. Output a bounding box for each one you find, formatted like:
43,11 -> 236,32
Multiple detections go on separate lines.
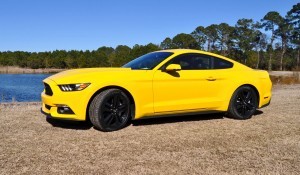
0,85 -> 299,175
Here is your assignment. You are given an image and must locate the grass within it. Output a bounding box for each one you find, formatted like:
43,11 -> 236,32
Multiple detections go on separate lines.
0,84 -> 300,174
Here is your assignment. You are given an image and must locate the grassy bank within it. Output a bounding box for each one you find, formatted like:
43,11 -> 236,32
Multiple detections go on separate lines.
0,66 -> 64,74
269,71 -> 300,84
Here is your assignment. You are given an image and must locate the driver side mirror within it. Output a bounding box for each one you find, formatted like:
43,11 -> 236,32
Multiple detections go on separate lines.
165,64 -> 181,72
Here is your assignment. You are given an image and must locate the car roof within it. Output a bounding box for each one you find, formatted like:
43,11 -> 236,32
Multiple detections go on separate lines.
155,49 -> 229,61
155,49 -> 202,53
155,49 -> 221,57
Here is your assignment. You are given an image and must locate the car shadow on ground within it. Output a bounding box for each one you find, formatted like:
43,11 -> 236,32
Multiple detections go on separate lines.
45,110 -> 264,130
254,110 -> 263,116
46,117 -> 93,130
132,110 -> 264,126
131,113 -> 225,126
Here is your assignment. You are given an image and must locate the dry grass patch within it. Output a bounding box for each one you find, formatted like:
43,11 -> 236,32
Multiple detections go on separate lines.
0,85 -> 300,174
270,72 -> 300,85
0,66 -> 64,74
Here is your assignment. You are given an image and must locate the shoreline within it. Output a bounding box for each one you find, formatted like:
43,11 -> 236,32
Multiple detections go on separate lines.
0,102 -> 41,106
0,66 -> 65,74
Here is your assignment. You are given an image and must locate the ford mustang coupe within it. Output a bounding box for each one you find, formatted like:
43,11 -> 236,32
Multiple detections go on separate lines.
41,49 -> 272,131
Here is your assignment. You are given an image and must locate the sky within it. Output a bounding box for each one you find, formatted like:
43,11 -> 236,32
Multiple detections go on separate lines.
0,0 -> 298,52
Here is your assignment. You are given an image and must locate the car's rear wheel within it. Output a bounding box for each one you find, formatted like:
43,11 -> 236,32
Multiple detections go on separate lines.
227,86 -> 258,120
89,89 -> 131,131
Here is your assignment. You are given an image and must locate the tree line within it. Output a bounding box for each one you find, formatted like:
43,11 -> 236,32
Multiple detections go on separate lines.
0,3 -> 299,71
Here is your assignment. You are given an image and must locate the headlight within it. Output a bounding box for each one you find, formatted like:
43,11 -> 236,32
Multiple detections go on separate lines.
59,83 -> 90,91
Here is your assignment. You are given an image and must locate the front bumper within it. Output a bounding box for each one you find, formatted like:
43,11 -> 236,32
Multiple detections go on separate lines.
41,79 -> 88,121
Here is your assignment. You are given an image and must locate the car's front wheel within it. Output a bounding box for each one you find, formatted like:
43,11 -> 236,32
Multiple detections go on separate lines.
227,86 -> 258,120
89,89 -> 131,131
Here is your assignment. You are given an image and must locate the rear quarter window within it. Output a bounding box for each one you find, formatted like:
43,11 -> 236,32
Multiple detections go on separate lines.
212,57 -> 233,69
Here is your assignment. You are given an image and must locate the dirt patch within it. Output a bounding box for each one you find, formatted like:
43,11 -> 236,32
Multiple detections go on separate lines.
0,85 -> 300,174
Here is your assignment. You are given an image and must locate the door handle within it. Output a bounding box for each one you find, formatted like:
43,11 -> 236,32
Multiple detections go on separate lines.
206,77 -> 216,81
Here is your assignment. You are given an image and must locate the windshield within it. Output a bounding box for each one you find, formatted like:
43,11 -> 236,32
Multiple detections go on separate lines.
123,52 -> 173,70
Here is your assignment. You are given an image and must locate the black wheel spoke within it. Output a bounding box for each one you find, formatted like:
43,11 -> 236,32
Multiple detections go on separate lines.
236,100 -> 242,104
246,98 -> 253,104
119,108 -> 127,113
115,114 -> 122,124
104,113 -> 112,121
242,106 -> 246,115
103,105 -> 111,112
105,101 -> 112,107
117,104 -> 126,110
104,114 -> 114,125
238,92 -> 245,101
245,91 -> 251,100
245,102 -> 254,109
113,95 -> 119,108
237,106 -> 243,113
236,104 -> 243,110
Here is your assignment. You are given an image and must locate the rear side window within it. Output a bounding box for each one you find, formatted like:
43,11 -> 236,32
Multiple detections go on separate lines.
212,57 -> 233,69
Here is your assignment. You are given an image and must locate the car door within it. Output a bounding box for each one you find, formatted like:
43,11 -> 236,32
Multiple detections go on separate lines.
152,53 -> 231,114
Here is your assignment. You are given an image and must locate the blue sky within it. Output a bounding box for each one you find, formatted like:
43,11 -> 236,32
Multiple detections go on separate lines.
0,0 -> 298,52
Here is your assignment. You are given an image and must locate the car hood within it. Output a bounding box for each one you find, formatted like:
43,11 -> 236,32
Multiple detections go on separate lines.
46,68 -> 132,84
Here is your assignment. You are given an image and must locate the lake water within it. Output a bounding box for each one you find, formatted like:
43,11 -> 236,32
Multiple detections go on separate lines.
0,74 -> 51,102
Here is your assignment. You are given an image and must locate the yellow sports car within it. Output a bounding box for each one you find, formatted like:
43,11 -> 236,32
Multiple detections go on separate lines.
41,49 -> 272,131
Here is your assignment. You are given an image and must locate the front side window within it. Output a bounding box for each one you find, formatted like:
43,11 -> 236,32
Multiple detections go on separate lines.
123,52 -> 173,70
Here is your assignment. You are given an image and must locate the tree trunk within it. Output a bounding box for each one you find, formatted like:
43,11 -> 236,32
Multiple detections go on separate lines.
211,41 -> 215,51
280,52 -> 283,71
222,48 -> 226,56
280,39 -> 287,71
256,49 -> 260,69
268,52 -> 272,71
268,32 -> 275,71
280,47 -> 286,71
220,43 -> 223,55
297,48 -> 300,70
207,40 -> 211,51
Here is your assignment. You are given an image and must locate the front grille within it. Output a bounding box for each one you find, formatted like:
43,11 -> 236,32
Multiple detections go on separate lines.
44,83 -> 53,96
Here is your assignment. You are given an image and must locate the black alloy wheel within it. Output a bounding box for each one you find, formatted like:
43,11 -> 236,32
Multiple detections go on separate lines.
101,92 -> 129,128
228,86 -> 258,119
89,89 -> 131,131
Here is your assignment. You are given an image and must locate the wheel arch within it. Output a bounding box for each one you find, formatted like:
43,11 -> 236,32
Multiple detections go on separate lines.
86,85 -> 136,121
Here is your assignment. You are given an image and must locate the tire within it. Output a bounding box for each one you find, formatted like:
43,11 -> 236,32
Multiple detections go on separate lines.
89,89 -> 131,131
227,86 -> 258,120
